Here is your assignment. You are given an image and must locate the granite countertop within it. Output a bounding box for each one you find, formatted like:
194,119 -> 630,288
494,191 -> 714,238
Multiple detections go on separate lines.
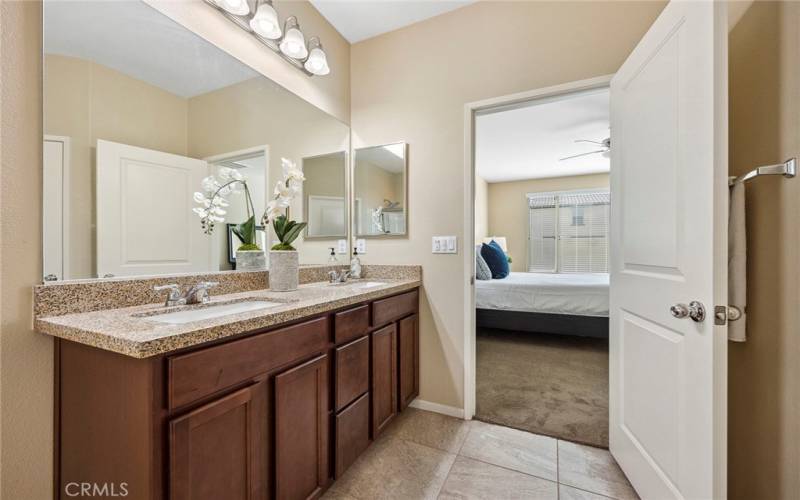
35,278 -> 420,358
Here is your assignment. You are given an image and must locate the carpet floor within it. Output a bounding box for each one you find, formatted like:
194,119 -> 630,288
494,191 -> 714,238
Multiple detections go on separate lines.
476,328 -> 609,448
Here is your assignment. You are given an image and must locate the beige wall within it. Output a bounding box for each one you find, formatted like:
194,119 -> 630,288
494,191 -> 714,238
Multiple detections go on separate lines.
351,1 -> 664,408
144,0 -> 350,124
187,77 -> 350,264
474,176 -> 488,245
0,2 -> 53,499
44,54 -> 189,278
728,2 -> 800,499
487,174 -> 610,272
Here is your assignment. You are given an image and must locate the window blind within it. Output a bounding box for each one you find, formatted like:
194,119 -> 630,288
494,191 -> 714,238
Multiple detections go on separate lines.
527,190 -> 609,274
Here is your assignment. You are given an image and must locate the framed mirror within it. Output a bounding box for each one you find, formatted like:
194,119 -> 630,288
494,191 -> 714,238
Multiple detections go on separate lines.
42,0 -> 350,281
303,151 -> 348,239
353,143 -> 407,237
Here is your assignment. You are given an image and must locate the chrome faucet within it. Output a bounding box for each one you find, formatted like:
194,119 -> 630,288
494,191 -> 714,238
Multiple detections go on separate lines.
183,281 -> 219,304
328,270 -> 350,284
153,281 -> 219,307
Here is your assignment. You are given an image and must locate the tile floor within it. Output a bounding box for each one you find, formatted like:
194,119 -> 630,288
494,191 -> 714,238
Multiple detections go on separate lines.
323,408 -> 639,500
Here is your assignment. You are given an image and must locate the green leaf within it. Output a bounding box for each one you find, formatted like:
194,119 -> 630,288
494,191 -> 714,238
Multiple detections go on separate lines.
272,215 -> 286,239
281,222 -> 307,246
232,216 -> 256,245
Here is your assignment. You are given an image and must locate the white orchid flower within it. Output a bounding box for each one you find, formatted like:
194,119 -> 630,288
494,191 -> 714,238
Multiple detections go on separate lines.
281,158 -> 305,182
192,207 -> 208,217
193,192 -> 206,204
211,206 -> 226,216
274,181 -> 291,199
201,176 -> 218,193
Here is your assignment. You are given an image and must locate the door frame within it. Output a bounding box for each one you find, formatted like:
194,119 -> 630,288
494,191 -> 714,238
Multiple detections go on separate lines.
461,75 -> 614,419
43,134 -> 72,280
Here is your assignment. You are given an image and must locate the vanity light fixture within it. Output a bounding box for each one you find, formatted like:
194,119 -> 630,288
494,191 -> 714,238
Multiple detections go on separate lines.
216,0 -> 250,17
249,0 -> 281,39
279,17 -> 308,59
304,37 -> 330,76
203,0 -> 329,77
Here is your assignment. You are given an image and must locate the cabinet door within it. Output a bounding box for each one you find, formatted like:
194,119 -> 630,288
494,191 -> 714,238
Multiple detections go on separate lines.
398,314 -> 419,411
170,379 -> 268,500
371,324 -> 397,437
275,355 -> 329,500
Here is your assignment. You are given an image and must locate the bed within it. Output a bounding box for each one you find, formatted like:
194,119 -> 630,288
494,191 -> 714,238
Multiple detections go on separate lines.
475,272 -> 609,338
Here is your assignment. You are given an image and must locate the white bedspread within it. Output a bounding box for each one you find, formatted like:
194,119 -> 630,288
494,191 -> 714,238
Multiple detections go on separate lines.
475,272 -> 609,317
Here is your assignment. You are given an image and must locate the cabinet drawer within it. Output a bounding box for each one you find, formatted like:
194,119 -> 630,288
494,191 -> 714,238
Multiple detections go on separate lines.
334,336 -> 369,411
334,305 -> 369,344
168,317 -> 328,410
335,393 -> 370,478
372,289 -> 418,327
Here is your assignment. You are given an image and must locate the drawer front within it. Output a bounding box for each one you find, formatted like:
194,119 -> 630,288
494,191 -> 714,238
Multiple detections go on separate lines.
334,336 -> 369,411
169,317 -> 328,410
335,393 -> 370,478
371,289 -> 418,327
334,305 -> 370,344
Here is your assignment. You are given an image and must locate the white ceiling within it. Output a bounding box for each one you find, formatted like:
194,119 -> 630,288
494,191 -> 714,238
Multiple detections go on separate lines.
309,0 -> 477,43
475,88 -> 610,183
44,0 -> 257,98
356,144 -> 405,173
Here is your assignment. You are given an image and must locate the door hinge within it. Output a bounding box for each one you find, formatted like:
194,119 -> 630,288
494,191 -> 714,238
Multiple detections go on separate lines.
714,305 -> 743,325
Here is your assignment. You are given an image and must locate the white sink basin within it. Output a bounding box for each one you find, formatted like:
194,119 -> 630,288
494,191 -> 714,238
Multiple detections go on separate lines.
348,281 -> 385,289
147,301 -> 283,325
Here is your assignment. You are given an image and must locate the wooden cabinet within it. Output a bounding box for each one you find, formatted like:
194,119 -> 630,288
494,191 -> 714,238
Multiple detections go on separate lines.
398,314 -> 419,411
55,287 -> 419,500
334,393 -> 370,478
275,355 -> 329,500
170,380 -> 269,500
371,324 -> 397,437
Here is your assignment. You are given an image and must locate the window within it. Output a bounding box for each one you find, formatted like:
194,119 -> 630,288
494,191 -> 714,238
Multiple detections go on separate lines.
528,190 -> 609,273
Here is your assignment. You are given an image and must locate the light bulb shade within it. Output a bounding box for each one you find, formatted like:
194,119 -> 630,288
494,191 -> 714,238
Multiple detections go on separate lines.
216,0 -> 250,16
304,47 -> 330,75
249,2 -> 281,39
279,27 -> 308,59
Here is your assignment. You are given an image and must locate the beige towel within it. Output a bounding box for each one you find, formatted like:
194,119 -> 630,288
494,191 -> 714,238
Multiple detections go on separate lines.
728,182 -> 747,341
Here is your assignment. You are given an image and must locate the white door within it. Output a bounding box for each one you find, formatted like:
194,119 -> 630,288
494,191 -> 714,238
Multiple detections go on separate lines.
97,140 -> 211,277
43,136 -> 70,280
609,1 -> 727,499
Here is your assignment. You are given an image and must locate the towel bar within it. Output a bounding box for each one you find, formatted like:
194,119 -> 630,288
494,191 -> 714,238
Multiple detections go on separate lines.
729,158 -> 796,186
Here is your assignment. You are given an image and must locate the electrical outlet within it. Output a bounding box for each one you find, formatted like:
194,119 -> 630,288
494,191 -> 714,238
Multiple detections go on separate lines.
432,236 -> 458,254
355,239 -> 366,254
336,239 -> 347,254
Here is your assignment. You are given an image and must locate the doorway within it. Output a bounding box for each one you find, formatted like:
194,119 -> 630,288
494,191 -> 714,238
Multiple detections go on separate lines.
465,78 -> 613,448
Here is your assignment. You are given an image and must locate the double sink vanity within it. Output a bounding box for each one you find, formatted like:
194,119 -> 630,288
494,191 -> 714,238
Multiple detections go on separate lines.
35,265 -> 421,500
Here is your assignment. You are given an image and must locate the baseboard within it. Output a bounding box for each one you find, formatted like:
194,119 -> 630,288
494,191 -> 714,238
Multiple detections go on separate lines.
408,398 -> 465,419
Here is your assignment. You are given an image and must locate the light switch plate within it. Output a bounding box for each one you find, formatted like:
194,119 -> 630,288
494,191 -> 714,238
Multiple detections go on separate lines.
336,239 -> 347,254
355,239 -> 366,254
432,236 -> 458,254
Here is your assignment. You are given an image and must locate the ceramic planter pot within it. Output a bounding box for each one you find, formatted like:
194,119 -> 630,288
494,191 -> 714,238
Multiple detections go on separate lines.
269,250 -> 299,291
235,249 -> 266,271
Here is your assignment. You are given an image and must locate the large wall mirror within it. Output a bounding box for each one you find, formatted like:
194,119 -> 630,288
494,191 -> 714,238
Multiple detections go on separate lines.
353,143 -> 407,237
42,0 -> 350,281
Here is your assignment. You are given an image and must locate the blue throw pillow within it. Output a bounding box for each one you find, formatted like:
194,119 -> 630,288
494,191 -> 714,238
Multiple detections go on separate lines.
480,241 -> 509,279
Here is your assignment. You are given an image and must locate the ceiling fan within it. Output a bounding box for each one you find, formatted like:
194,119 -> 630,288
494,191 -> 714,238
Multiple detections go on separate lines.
559,137 -> 611,161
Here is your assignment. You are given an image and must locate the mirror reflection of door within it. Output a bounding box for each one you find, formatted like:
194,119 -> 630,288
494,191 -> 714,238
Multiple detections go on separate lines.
206,147 -> 270,271
353,143 -> 407,237
303,151 -> 347,239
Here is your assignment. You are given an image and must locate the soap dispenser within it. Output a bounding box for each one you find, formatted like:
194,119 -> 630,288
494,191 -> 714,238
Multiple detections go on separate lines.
328,247 -> 339,264
350,249 -> 362,279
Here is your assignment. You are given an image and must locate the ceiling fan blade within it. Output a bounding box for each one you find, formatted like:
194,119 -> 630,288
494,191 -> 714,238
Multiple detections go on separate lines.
559,150 -> 606,161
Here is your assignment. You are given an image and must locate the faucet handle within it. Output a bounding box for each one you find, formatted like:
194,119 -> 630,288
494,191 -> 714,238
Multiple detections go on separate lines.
154,283 -> 180,294
153,284 -> 183,306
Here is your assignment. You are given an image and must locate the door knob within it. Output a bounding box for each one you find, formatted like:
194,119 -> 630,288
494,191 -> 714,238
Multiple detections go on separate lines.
670,301 -> 706,323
